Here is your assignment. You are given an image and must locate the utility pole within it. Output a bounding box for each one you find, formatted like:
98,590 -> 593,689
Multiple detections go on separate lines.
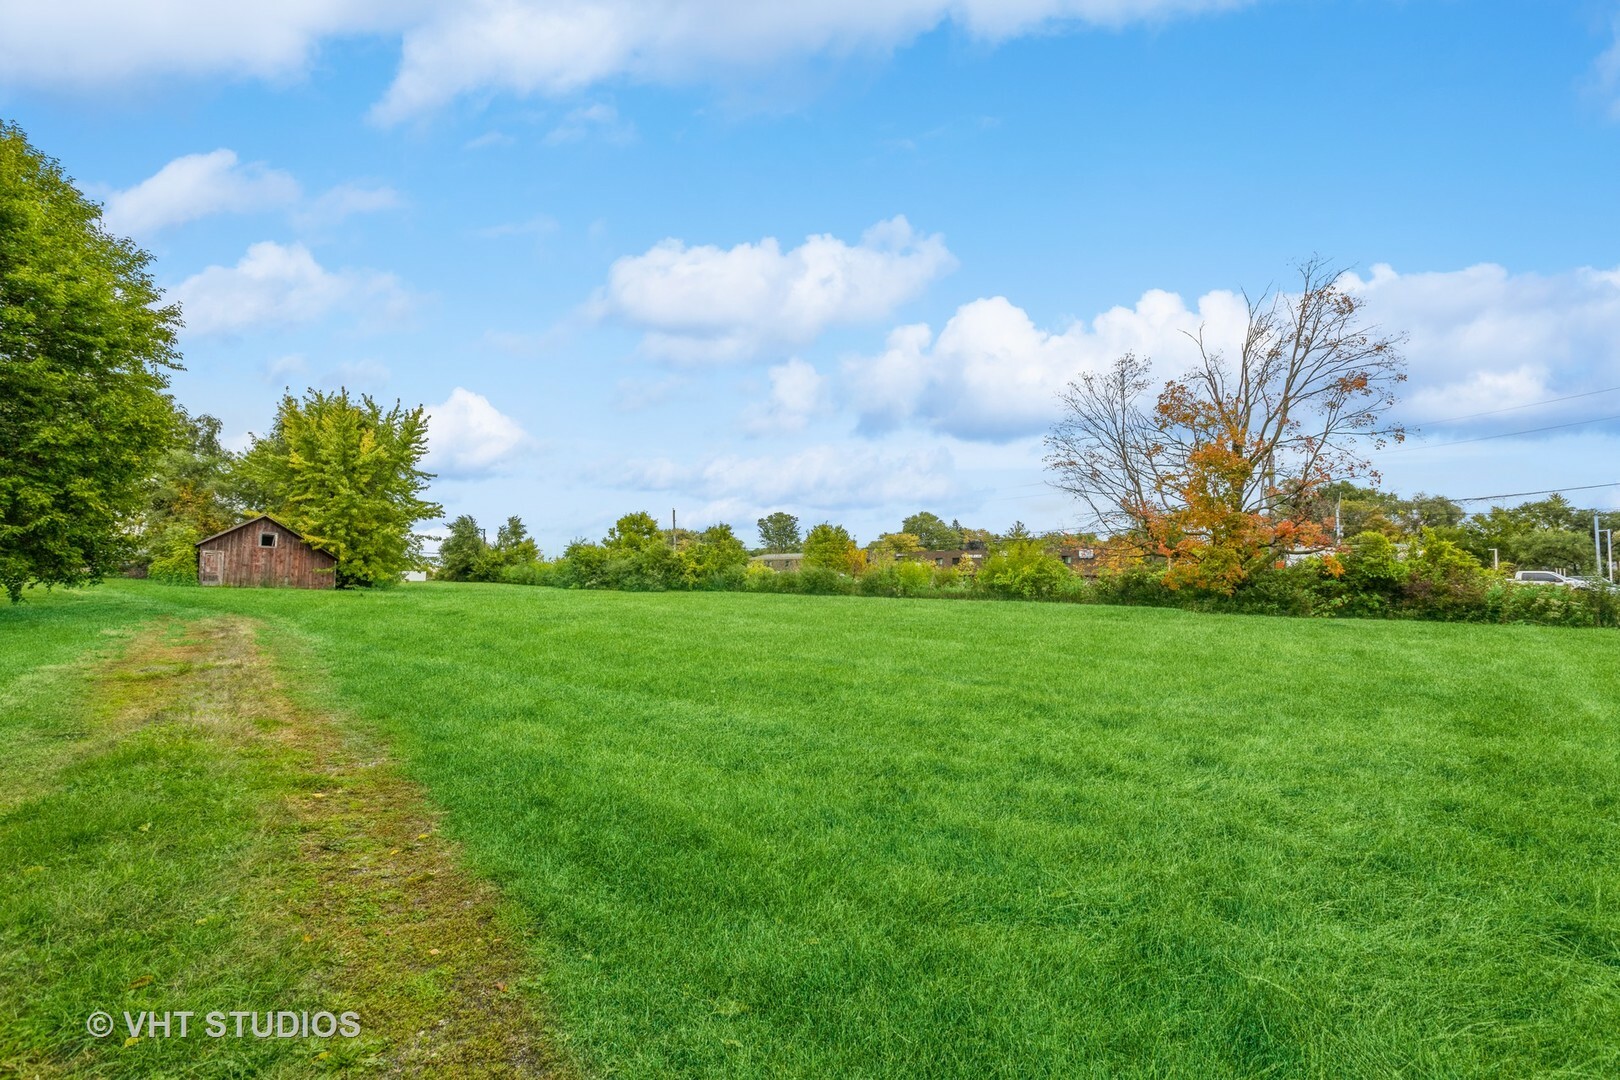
1596,513 -> 1604,581
671,508 -> 677,551
1490,547 -> 1499,571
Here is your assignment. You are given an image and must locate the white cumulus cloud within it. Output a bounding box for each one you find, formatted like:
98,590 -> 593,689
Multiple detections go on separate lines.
1339,263 -> 1620,427
0,1 -> 408,89
102,150 -> 403,236
846,289 -> 1247,440
102,149 -> 299,235
599,216 -> 956,363
844,262 -> 1620,443
742,358 -> 827,434
0,2 -> 1256,118
370,0 -> 1252,122
171,241 -> 412,336
426,387 -> 531,475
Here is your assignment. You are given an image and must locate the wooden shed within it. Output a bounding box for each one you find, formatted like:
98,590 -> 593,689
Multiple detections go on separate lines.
196,515 -> 337,589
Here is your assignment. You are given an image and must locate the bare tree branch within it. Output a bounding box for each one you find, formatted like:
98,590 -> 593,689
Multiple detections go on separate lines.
1044,259 -> 1407,535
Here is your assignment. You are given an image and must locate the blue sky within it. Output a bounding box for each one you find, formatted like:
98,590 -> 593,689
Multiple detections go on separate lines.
4,0 -> 1619,551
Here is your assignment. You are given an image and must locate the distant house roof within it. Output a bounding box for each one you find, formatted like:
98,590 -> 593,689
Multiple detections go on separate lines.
901,548 -> 987,565
195,514 -> 324,550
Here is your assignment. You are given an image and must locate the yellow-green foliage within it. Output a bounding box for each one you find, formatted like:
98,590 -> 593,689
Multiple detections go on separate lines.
146,525 -> 201,585
978,540 -> 1069,598
233,389 -> 442,587
803,522 -> 864,575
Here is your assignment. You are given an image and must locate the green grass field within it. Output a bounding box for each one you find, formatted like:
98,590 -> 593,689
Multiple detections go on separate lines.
4,581 -> 1619,1077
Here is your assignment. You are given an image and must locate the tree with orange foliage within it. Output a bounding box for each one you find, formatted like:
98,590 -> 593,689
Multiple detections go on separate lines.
1045,259 -> 1404,593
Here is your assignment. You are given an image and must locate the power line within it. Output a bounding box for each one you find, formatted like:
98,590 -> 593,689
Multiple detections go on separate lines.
1378,412 -> 1620,454
1406,384 -> 1620,428
1449,481 -> 1620,504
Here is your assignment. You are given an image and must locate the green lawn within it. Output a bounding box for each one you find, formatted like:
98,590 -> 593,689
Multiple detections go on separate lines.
5,581 -> 1619,1077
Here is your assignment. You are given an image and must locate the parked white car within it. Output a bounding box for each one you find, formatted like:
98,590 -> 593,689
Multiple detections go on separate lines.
1513,570 -> 1589,588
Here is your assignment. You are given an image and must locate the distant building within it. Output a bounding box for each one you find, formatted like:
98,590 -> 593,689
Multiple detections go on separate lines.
401,570 -> 428,582
900,540 -> 989,570
196,515 -> 336,589
752,552 -> 804,572
1058,546 -> 1097,568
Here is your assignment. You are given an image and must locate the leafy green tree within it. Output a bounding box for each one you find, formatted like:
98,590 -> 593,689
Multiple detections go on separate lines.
979,540 -> 1069,599
1405,528 -> 1489,617
1313,481 -> 1400,538
803,523 -> 863,574
606,511 -> 667,553
959,524 -> 995,547
871,532 -> 923,557
438,514 -> 486,581
757,511 -> 801,553
1,121 -> 183,601
1334,531 -> 1407,614
135,408 -> 240,582
234,389 -> 442,587
594,510 -> 682,589
1459,494 -> 1601,574
1394,493 -> 1465,534
684,524 -> 749,585
896,560 -> 934,596
1508,529 -> 1594,574
495,515 -> 540,566
1505,495 -> 1585,534
1001,520 -> 1032,541
560,538 -> 610,589
438,513 -> 539,582
147,525 -> 204,585
902,511 -> 961,550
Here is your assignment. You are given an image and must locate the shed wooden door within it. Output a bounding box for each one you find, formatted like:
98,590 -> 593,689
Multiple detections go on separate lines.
199,550 -> 223,585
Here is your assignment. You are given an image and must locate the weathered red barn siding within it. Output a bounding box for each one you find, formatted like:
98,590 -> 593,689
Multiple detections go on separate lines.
197,516 -> 336,589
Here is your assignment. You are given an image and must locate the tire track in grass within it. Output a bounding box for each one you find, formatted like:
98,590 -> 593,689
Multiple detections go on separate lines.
1,616 -> 566,1078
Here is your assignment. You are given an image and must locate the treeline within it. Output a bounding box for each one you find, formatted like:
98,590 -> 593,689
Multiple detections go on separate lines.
435,512 -> 751,589
1119,529 -> 1620,628
747,530 -> 1620,629
1321,483 -> 1615,576
432,502 -> 1619,629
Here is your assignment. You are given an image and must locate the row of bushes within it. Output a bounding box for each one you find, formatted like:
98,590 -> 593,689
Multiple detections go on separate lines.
487,528 -> 1618,629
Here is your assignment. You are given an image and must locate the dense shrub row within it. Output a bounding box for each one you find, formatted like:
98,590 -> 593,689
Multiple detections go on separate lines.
487,525 -> 1618,629
1086,531 -> 1620,628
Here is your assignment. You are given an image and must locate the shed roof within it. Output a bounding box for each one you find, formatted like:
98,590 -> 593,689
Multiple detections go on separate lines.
194,514 -> 323,549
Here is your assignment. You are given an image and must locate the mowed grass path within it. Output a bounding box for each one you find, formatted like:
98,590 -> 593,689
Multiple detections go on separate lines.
0,594 -> 555,1076
7,581 -> 1620,1077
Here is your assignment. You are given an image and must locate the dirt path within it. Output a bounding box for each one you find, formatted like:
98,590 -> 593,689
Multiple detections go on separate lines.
93,616 -> 565,1077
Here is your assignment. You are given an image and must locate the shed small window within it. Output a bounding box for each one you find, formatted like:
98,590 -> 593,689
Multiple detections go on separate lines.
259,532 -> 278,548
